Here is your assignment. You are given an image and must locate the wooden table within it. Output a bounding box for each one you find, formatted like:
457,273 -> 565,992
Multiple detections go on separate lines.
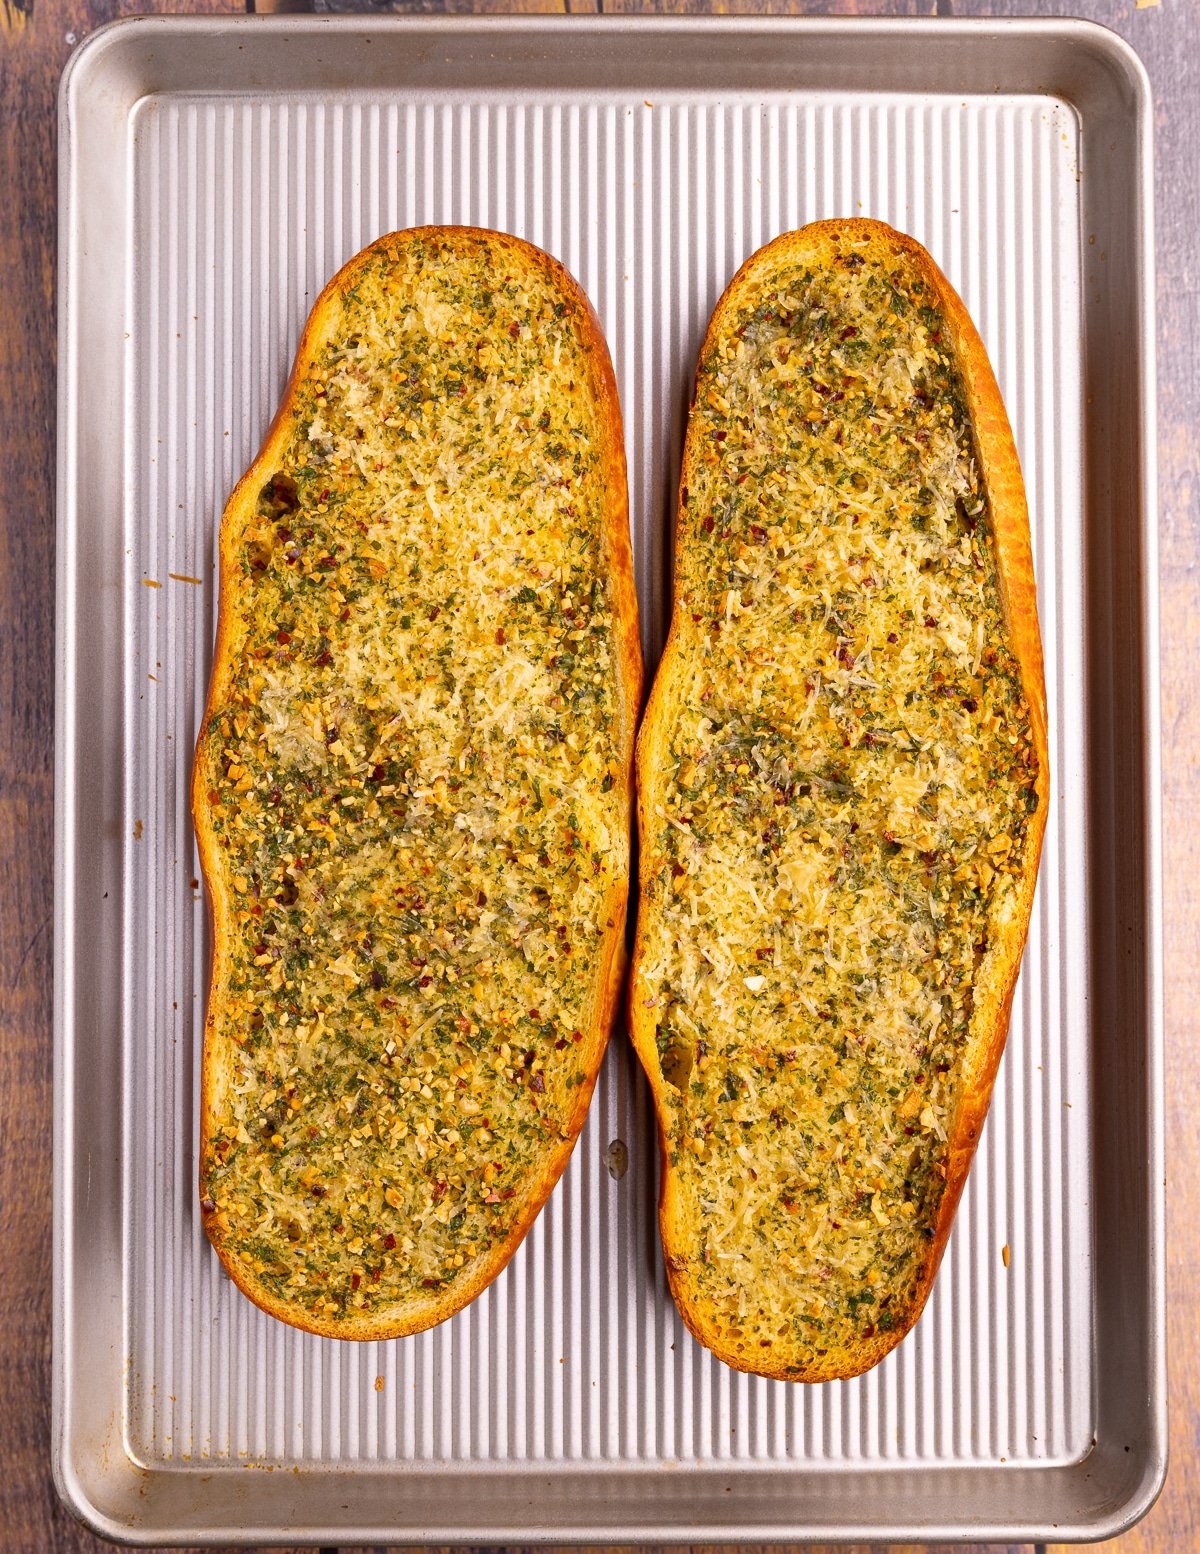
2,0 -> 1194,1548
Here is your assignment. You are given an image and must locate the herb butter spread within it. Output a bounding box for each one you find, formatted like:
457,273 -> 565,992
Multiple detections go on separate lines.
195,229 -> 639,1338
632,221 -> 1046,1381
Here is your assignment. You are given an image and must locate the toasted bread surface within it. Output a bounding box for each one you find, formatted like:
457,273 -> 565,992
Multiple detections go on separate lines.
194,228 -> 641,1339
630,220 -> 1048,1381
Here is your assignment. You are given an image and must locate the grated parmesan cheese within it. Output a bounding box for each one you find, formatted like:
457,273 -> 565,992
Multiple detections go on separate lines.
637,230 -> 1041,1374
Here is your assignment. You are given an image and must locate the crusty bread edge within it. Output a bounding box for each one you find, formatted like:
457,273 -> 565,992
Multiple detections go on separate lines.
629,219 -> 1049,1382
193,227 -> 642,1341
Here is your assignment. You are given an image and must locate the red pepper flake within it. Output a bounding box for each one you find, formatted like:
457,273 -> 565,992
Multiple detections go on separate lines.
384,1232 -> 396,1250
428,606 -> 440,621
431,1180 -> 447,1202
530,1074 -> 546,1094
351,1272 -> 361,1291
495,628 -> 506,644
702,516 -> 715,534
276,629 -> 291,645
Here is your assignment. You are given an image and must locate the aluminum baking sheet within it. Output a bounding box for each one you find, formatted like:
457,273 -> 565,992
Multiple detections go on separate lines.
54,15 -> 1163,1544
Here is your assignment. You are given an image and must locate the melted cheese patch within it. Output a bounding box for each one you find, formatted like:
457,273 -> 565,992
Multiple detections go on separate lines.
639,235 -> 1040,1374
197,233 -> 626,1327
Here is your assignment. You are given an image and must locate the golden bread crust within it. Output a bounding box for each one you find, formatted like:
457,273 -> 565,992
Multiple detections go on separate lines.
194,228 -> 641,1339
631,219 -> 1047,1381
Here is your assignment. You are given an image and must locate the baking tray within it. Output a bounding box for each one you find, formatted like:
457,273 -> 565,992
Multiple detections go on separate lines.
53,14 -> 1162,1544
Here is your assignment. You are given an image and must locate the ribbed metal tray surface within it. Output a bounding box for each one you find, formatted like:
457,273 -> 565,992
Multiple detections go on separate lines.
54,16 -> 1162,1544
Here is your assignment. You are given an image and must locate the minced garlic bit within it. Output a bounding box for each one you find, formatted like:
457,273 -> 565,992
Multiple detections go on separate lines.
198,233 -> 625,1322
640,236 -> 1039,1370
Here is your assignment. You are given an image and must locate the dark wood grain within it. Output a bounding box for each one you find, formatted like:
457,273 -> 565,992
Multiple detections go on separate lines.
1045,5 -> 1199,1549
341,1545 -> 1040,1554
1,0 -> 104,1548
0,6 -> 233,1554
3,0 -> 1195,1549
